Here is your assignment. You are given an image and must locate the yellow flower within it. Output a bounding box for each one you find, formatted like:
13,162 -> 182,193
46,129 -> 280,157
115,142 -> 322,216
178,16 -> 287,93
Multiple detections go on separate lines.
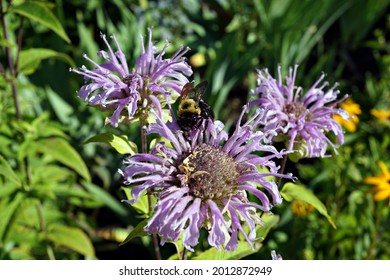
190,52 -> 206,68
291,199 -> 314,217
370,108 -> 390,124
334,98 -> 361,132
364,161 -> 390,203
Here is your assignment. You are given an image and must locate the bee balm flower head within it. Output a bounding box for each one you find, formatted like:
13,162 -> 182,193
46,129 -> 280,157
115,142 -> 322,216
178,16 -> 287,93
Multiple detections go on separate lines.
71,29 -> 193,127
250,65 -> 348,158
121,99 -> 292,252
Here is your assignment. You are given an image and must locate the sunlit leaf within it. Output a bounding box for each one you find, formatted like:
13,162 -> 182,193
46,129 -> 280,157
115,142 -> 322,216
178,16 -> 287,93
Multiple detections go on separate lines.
85,133 -> 138,155
119,219 -> 148,246
30,166 -> 74,195
281,182 -> 336,229
45,86 -> 75,125
0,38 -> 14,48
0,155 -> 21,187
31,113 -> 68,139
121,187 -> 150,216
46,224 -> 95,257
10,1 -> 71,43
35,137 -> 91,182
9,247 -> 35,260
19,48 -> 74,75
257,213 -> 280,240
0,185 -> 19,198
191,241 -> 260,260
0,192 -> 24,241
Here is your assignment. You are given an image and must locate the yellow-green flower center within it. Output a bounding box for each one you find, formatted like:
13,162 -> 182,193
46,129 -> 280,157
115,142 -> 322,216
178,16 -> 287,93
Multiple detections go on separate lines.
177,144 -> 239,201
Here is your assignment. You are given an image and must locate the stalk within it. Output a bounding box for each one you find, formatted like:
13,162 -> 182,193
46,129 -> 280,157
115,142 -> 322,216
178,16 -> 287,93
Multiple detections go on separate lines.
1,0 -> 55,259
277,154 -> 289,188
0,0 -> 21,120
140,118 -> 161,260
182,248 -> 188,260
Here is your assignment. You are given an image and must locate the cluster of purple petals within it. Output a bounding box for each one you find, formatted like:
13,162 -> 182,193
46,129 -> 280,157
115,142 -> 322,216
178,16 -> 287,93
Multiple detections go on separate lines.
71,29 -> 192,126
250,65 -> 348,158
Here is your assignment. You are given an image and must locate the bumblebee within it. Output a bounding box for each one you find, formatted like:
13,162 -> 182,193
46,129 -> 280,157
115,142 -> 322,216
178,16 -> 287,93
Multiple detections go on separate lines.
177,81 -> 214,133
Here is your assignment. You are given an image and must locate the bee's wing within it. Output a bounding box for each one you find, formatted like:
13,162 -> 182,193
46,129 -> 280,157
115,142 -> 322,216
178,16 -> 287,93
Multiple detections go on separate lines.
180,83 -> 194,99
194,81 -> 208,95
190,81 -> 208,101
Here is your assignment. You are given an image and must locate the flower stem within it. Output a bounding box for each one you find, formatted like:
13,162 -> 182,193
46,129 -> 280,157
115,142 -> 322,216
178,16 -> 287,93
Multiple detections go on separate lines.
140,119 -> 161,260
1,2 -> 55,260
0,0 -> 21,120
182,248 -> 188,260
277,154 -> 289,188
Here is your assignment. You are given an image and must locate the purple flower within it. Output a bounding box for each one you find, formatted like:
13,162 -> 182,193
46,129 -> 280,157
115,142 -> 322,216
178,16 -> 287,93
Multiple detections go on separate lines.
271,250 -> 283,260
71,29 -> 193,127
250,65 -> 348,158
120,99 -> 292,252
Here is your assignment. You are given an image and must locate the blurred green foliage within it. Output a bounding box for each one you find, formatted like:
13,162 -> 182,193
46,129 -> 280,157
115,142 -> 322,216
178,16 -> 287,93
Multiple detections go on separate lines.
1,0 -> 390,259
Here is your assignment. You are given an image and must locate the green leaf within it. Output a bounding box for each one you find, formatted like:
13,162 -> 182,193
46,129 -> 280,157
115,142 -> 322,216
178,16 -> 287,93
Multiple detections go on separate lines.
191,241 -> 260,260
257,165 -> 273,182
121,187 -> 150,216
119,219 -> 148,246
167,238 -> 185,260
10,1 -> 71,43
53,185 -> 94,200
35,137 -> 91,182
347,162 -> 362,182
30,112 -> 68,139
0,38 -> 14,48
0,185 -> 19,198
69,197 -> 104,209
19,48 -> 75,75
46,224 -> 95,257
45,86 -> 75,125
0,192 -> 25,241
83,181 -> 129,220
76,22 -> 100,62
281,182 -> 336,229
0,155 -> 21,187
85,133 -> 138,155
9,247 -> 35,260
257,213 -> 280,240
